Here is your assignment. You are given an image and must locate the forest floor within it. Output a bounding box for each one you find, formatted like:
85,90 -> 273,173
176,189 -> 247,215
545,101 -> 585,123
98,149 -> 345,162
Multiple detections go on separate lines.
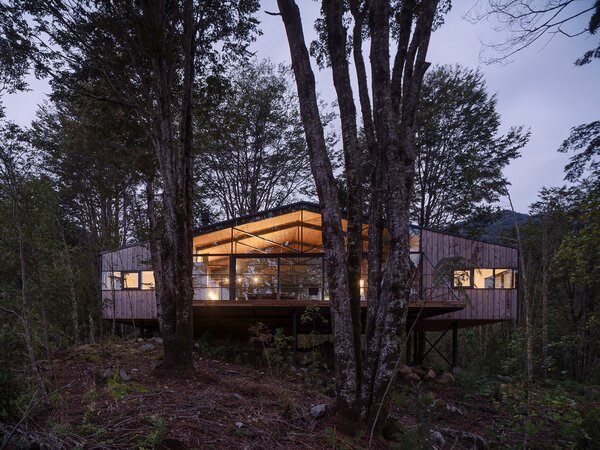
3,338 -> 599,449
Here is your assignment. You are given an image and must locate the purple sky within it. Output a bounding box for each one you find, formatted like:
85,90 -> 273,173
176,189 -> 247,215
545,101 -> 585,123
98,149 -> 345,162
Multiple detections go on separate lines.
3,2 -> 599,213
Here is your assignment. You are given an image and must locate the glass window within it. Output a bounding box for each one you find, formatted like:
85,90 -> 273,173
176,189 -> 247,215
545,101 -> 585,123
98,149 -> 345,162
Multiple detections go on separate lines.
123,271 -> 140,289
494,269 -> 515,289
102,271 -> 122,290
141,271 -> 155,290
235,257 -> 278,300
409,227 -> 421,252
279,256 -> 323,301
194,255 -> 230,300
473,269 -> 494,288
453,270 -> 471,288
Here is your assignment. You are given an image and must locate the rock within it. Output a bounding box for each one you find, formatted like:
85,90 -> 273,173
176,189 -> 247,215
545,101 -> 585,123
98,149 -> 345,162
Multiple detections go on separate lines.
435,372 -> 455,385
102,367 -> 113,379
445,404 -> 463,415
412,367 -> 426,378
399,364 -> 412,376
497,375 -> 512,383
119,368 -> 131,382
431,430 -> 445,447
310,404 -> 327,419
193,342 -> 200,350
153,337 -> 163,344
141,343 -> 155,351
423,368 -> 437,381
235,421 -> 244,429
404,373 -> 421,383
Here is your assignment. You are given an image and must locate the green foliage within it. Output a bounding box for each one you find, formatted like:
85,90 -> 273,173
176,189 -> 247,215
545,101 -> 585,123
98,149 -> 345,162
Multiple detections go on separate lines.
249,323 -> 293,375
106,377 -> 130,401
413,64 -> 529,229
280,393 -> 295,421
266,328 -> 293,376
138,415 -> 168,449
195,59 -> 316,219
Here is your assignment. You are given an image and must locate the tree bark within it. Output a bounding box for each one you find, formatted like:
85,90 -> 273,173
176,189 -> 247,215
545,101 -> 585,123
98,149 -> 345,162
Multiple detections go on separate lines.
279,0 -> 438,427
278,0 -> 358,414
140,0 -> 195,368
323,0 -> 364,386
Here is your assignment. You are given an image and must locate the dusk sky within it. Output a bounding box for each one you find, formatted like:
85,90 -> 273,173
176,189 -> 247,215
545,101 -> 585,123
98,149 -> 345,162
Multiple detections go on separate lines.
3,2 -> 599,213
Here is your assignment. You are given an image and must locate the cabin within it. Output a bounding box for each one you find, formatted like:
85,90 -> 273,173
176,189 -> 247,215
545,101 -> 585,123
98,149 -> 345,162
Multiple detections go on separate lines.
100,202 -> 518,366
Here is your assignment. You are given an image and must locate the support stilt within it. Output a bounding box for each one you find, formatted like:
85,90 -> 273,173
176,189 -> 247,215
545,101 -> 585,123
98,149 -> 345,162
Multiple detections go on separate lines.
292,310 -> 298,355
452,321 -> 458,369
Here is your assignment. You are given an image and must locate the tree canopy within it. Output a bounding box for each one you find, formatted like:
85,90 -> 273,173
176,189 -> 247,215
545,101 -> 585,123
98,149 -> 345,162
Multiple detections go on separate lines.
414,64 -> 529,230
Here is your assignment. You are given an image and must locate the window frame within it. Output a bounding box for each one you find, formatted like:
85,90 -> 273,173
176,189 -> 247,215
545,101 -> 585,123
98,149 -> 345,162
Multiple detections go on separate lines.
451,268 -> 517,290
102,270 -> 156,291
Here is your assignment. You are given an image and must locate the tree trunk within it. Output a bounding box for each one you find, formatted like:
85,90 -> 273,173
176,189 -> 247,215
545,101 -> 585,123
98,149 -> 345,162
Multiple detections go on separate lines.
141,0 -> 195,369
279,0 -> 438,428
323,0 -> 364,385
278,0 -> 358,414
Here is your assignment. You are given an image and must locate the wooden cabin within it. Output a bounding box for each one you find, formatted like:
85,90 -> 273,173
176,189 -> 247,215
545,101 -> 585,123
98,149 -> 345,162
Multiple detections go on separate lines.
100,202 -> 518,363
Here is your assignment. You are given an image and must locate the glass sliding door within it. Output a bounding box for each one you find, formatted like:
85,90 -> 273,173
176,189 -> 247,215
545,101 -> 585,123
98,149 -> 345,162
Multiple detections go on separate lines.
235,257 -> 279,300
279,255 -> 323,301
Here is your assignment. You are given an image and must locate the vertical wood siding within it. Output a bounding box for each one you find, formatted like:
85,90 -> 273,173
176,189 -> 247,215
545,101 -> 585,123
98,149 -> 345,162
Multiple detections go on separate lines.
101,244 -> 157,320
420,229 -> 518,322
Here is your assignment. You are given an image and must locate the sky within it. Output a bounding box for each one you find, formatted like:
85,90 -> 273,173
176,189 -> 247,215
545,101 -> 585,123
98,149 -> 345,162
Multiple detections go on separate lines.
3,2 -> 599,213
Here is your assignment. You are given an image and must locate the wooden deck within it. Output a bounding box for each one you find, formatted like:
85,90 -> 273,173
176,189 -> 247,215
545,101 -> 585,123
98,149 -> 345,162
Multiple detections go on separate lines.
189,299 -> 465,337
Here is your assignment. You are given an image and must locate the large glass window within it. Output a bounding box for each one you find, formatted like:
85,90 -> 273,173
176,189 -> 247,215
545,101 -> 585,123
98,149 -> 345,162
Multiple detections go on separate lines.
279,256 -> 323,301
236,257 -> 278,300
452,268 -> 517,289
194,255 -> 230,300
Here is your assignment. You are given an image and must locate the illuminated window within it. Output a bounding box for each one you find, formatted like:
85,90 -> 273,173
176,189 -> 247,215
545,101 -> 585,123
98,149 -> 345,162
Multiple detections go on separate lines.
453,270 -> 471,288
452,268 -> 517,289
473,269 -> 494,289
102,271 -> 122,290
123,272 -> 140,289
494,269 -> 515,289
141,271 -> 155,290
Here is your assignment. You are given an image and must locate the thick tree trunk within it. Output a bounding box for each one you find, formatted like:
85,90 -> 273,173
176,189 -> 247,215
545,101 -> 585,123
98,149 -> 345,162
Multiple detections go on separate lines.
323,0 -> 364,385
361,0 -> 438,429
141,0 -> 195,369
278,0 -> 358,414
279,0 -> 438,428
